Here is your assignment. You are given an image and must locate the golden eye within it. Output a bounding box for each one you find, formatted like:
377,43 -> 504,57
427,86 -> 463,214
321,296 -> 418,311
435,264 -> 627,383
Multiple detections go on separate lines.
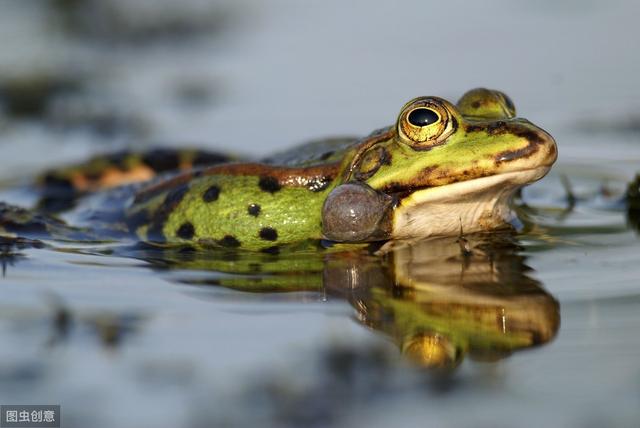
407,108 -> 440,127
397,97 -> 457,149
456,88 -> 516,119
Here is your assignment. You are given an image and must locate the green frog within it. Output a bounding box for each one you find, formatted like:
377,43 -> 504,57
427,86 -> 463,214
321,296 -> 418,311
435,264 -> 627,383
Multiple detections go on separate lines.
0,88 -> 557,251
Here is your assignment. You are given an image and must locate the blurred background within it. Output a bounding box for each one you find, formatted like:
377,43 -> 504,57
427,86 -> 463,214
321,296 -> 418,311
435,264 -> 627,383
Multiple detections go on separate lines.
1,0 -> 639,173
1,1 -> 639,427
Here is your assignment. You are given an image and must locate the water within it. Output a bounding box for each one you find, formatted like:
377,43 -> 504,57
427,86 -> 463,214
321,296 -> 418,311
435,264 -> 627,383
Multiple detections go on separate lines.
0,1 -> 639,427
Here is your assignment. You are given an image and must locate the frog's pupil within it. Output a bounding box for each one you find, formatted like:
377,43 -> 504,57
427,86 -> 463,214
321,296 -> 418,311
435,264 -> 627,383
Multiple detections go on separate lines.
408,108 -> 439,127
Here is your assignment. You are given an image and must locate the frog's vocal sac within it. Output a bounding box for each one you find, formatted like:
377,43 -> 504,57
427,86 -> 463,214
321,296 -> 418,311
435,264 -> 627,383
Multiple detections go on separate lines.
6,88 -> 557,251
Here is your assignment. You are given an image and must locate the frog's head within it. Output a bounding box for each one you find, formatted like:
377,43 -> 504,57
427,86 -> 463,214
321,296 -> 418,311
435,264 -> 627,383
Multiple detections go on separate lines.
322,88 -> 557,242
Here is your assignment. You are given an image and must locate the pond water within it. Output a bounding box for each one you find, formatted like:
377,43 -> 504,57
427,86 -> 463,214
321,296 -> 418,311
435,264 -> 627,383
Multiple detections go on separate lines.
0,1 -> 639,427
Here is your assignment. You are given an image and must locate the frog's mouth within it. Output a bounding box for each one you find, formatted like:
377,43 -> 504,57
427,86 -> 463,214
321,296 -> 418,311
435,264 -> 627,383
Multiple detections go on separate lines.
391,166 -> 551,239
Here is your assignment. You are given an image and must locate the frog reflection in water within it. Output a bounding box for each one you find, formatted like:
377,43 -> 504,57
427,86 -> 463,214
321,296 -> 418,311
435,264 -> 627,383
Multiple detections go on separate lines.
0,88 -> 557,250
135,232 -> 559,369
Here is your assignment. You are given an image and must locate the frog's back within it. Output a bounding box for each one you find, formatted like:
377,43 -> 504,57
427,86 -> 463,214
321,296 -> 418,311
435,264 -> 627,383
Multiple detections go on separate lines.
4,139 -> 367,250
261,136 -> 360,167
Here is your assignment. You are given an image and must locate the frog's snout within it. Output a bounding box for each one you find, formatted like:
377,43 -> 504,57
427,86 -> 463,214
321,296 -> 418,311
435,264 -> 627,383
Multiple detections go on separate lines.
523,121 -> 557,169
491,119 -> 558,171
534,124 -> 558,168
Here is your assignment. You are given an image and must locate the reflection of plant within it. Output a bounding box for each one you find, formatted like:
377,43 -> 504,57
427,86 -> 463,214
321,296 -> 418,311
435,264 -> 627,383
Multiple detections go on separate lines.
0,236 -> 44,277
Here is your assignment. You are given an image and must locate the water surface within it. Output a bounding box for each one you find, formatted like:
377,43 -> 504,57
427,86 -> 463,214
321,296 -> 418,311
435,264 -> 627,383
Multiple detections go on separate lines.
0,1 -> 639,427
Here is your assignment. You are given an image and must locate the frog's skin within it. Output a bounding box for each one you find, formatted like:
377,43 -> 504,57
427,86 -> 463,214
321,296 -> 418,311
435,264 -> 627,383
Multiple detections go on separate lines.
0,88 -> 557,251
36,148 -> 234,212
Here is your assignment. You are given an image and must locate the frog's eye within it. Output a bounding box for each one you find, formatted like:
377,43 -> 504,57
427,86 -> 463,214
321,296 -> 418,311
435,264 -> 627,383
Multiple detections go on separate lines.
397,97 -> 457,149
456,88 -> 516,119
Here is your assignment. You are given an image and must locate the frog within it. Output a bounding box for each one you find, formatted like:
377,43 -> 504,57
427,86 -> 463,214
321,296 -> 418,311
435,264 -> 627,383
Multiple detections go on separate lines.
0,88 -> 557,251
